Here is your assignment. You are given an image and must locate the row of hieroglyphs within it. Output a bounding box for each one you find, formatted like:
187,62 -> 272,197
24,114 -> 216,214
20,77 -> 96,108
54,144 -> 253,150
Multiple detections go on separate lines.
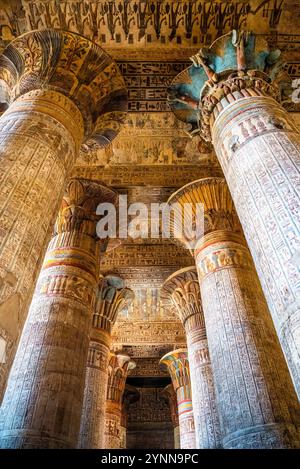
0,1 -> 294,45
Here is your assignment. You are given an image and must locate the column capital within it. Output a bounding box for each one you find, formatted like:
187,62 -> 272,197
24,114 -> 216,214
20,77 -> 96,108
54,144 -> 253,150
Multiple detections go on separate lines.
93,275 -> 134,333
167,177 -> 242,251
0,29 -> 127,148
55,178 -> 118,236
168,30 -> 288,141
107,351 -> 136,404
160,348 -> 190,392
162,266 -> 204,332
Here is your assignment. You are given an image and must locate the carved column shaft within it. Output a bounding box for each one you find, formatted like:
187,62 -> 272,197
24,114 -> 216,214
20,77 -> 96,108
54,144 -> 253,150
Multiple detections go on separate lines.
168,177 -> 300,449
162,268 -> 221,448
169,30 -> 300,397
79,278 -> 134,449
212,97 -> 300,397
120,403 -> 127,450
177,385 -> 195,449
161,384 -> 180,449
105,401 -> 122,450
0,179 -> 117,449
174,425 -> 180,449
0,91 -> 82,399
79,329 -> 111,449
160,350 -> 196,449
0,28 -> 127,398
196,230 -> 300,448
104,353 -> 135,449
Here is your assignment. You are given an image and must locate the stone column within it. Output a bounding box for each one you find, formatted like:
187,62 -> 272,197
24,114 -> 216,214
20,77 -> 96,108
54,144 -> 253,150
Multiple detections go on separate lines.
162,267 -> 221,448
0,179 -> 118,449
160,349 -> 196,449
169,31 -> 300,396
79,277 -> 134,449
105,352 -> 136,449
167,177 -> 300,449
0,29 -> 127,398
120,385 -> 140,449
160,384 -> 180,449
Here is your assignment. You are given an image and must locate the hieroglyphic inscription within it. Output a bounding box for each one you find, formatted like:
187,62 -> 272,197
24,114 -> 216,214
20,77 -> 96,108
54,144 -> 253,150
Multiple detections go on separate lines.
0,1 -> 292,48
71,163 -> 223,187
101,244 -> 193,269
127,358 -> 168,377
112,321 -> 186,345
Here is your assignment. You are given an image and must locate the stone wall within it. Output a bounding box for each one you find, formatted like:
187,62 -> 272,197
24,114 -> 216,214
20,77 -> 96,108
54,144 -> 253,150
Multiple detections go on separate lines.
127,386 -> 174,449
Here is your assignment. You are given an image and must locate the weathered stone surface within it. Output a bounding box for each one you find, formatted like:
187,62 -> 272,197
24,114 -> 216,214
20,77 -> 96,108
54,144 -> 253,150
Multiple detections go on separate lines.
104,352 -> 135,449
196,230 -> 300,448
127,386 -> 174,449
0,29 -> 126,399
79,332 -> 111,449
0,179 -> 117,449
168,177 -> 300,449
213,98 -> 300,399
169,29 -> 300,398
79,276 -> 134,449
160,349 -> 196,449
160,384 -> 180,449
0,4 -> 299,450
